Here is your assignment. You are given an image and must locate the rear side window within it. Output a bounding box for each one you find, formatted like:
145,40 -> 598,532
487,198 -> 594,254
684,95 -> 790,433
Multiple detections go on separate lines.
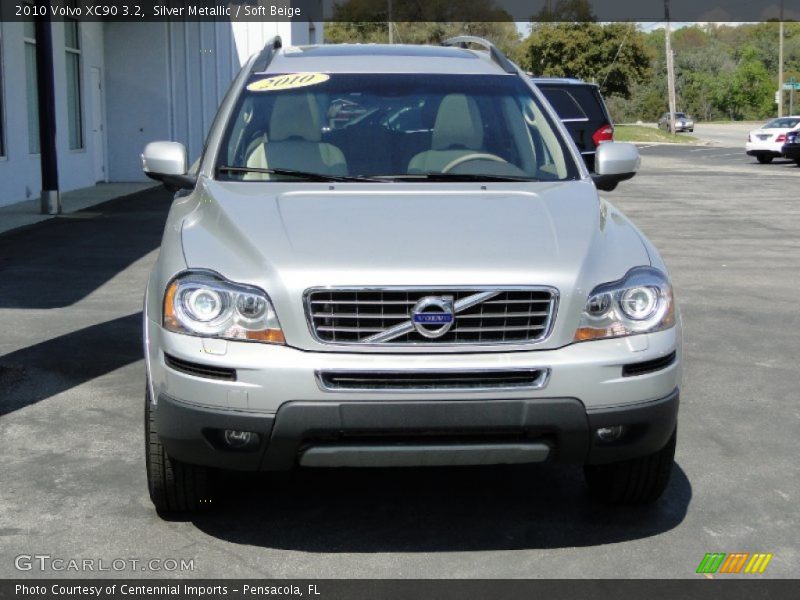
540,89 -> 586,121
539,85 -> 607,122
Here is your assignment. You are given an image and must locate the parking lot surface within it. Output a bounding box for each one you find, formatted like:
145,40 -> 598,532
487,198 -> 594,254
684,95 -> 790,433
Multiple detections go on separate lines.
0,133 -> 797,578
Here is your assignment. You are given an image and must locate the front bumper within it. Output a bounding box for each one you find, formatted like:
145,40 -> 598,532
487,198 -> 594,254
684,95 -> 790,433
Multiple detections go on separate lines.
155,388 -> 679,470
146,320 -> 681,471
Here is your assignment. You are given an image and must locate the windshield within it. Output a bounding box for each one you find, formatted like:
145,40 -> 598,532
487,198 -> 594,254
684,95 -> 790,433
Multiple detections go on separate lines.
764,117 -> 800,129
216,73 -> 580,182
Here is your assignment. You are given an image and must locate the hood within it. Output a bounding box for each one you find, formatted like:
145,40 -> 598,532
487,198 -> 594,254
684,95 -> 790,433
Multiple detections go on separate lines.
179,178 -> 651,350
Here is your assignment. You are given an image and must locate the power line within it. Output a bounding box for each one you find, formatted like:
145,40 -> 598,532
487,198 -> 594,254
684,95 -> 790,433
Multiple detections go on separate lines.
600,23 -> 634,91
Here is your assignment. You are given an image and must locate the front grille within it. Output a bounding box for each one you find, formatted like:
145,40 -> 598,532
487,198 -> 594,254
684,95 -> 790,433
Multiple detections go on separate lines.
306,288 -> 557,345
318,368 -> 549,391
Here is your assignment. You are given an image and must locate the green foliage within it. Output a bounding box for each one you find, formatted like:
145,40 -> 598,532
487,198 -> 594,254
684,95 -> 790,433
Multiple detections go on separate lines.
324,21 -> 520,55
531,0 -> 596,22
606,23 -> 788,122
513,23 -> 650,98
324,15 -> 791,123
329,0 -> 513,22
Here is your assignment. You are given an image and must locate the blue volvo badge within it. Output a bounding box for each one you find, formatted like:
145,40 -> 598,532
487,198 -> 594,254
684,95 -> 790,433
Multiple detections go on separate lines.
411,296 -> 455,338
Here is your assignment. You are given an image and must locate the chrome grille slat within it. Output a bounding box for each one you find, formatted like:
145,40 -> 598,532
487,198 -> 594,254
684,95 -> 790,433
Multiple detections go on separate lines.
317,368 -> 550,391
452,325 -> 545,333
483,299 -> 551,304
455,311 -> 549,319
306,287 -> 557,345
310,299 -> 416,305
313,313 -> 412,320
316,326 -> 388,333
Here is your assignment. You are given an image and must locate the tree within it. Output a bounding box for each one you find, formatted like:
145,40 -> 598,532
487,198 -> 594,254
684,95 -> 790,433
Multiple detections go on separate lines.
531,0 -> 596,22
514,23 -> 650,98
324,21 -> 520,55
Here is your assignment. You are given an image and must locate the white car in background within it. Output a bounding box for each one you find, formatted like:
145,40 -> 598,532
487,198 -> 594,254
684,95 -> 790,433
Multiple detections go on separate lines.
746,116 -> 800,163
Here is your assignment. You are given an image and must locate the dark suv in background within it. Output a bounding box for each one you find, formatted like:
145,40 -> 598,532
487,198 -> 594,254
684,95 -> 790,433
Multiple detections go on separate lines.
531,78 -> 614,174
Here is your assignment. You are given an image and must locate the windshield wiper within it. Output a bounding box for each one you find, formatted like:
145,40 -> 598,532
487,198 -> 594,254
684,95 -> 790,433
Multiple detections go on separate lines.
217,166 -> 384,182
376,173 -> 543,182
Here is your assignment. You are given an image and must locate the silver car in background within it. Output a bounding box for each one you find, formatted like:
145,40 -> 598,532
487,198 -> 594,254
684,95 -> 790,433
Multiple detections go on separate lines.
658,112 -> 694,133
141,38 -> 681,513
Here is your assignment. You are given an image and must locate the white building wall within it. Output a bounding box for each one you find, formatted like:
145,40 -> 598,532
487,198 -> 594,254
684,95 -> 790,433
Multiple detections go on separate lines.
105,20 -> 321,183
0,18 -> 322,208
0,21 -> 105,208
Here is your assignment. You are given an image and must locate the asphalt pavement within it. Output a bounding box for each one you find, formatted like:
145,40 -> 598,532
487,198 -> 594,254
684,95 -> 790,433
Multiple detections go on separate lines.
0,129 -> 797,578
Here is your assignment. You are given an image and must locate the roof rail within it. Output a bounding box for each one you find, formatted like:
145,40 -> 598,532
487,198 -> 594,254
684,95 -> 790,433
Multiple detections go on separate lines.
441,36 -> 517,75
251,36 -> 282,73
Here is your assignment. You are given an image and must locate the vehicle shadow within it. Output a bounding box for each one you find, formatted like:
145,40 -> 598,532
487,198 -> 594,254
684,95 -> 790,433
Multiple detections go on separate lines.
0,187 -> 171,309
0,312 -> 143,416
188,462 -> 691,551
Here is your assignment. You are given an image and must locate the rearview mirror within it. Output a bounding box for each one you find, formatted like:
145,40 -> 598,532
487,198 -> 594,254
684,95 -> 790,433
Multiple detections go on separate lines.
592,142 -> 640,192
142,142 -> 196,192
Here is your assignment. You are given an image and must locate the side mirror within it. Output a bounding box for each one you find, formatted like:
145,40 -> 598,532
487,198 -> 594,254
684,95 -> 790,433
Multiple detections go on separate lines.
592,142 -> 640,192
142,142 -> 196,192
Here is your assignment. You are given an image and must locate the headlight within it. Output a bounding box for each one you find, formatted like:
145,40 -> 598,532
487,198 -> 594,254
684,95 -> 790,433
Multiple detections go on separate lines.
163,271 -> 285,344
574,266 -> 675,342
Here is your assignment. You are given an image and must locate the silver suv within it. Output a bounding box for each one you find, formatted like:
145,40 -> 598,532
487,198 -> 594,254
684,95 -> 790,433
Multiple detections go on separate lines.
142,37 -> 681,513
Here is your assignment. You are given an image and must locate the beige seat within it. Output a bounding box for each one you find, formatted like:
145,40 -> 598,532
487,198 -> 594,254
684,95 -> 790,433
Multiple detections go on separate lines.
408,94 -> 485,173
245,93 -> 347,179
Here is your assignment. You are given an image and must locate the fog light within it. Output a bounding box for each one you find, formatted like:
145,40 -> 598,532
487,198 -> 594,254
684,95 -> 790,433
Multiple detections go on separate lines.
223,429 -> 258,448
595,425 -> 625,442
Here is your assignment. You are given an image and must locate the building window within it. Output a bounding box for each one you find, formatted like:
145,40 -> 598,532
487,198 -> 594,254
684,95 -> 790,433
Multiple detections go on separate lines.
65,18 -> 83,150
24,19 -> 39,154
0,33 -> 6,158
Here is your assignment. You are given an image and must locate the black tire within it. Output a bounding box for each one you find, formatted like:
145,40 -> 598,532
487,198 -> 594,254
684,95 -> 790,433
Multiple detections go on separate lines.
145,389 -> 213,513
794,158 -> 800,166
757,155 -> 773,164
584,429 -> 676,505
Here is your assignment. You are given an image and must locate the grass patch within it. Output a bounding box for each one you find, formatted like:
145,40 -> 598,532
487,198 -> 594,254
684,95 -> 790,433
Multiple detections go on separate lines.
614,125 -> 699,144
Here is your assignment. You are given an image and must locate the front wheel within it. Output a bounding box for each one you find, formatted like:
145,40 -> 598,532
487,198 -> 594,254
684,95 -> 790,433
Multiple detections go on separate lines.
584,429 -> 676,505
145,389 -> 213,513
794,158 -> 800,166
757,155 -> 773,164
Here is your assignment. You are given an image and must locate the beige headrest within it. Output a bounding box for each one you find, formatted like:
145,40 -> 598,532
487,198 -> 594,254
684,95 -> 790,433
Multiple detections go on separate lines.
432,94 -> 484,151
269,94 -> 321,142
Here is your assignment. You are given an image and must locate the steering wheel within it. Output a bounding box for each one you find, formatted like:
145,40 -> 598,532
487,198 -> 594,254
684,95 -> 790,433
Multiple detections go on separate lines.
442,153 -> 508,173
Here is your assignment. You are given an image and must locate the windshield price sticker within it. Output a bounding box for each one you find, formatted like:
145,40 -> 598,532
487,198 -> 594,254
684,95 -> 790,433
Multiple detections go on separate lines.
247,73 -> 330,93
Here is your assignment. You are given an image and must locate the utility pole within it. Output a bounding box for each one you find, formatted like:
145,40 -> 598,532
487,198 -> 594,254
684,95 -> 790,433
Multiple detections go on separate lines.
665,1 -> 677,133
387,0 -> 393,44
778,0 -> 784,116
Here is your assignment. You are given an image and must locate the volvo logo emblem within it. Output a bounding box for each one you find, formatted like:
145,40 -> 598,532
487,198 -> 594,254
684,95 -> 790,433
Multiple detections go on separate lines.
411,296 -> 455,339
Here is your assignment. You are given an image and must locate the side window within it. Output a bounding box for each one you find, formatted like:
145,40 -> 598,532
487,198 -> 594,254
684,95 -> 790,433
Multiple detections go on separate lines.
24,17 -> 39,154
521,97 -> 567,179
0,27 -> 6,158
225,96 -> 268,167
65,13 -> 84,150
541,88 -> 587,121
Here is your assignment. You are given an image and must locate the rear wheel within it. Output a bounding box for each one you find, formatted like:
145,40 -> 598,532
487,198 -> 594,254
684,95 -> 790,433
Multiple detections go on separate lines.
794,158 -> 800,166
584,429 -> 676,505
145,389 -> 213,513
757,155 -> 773,164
